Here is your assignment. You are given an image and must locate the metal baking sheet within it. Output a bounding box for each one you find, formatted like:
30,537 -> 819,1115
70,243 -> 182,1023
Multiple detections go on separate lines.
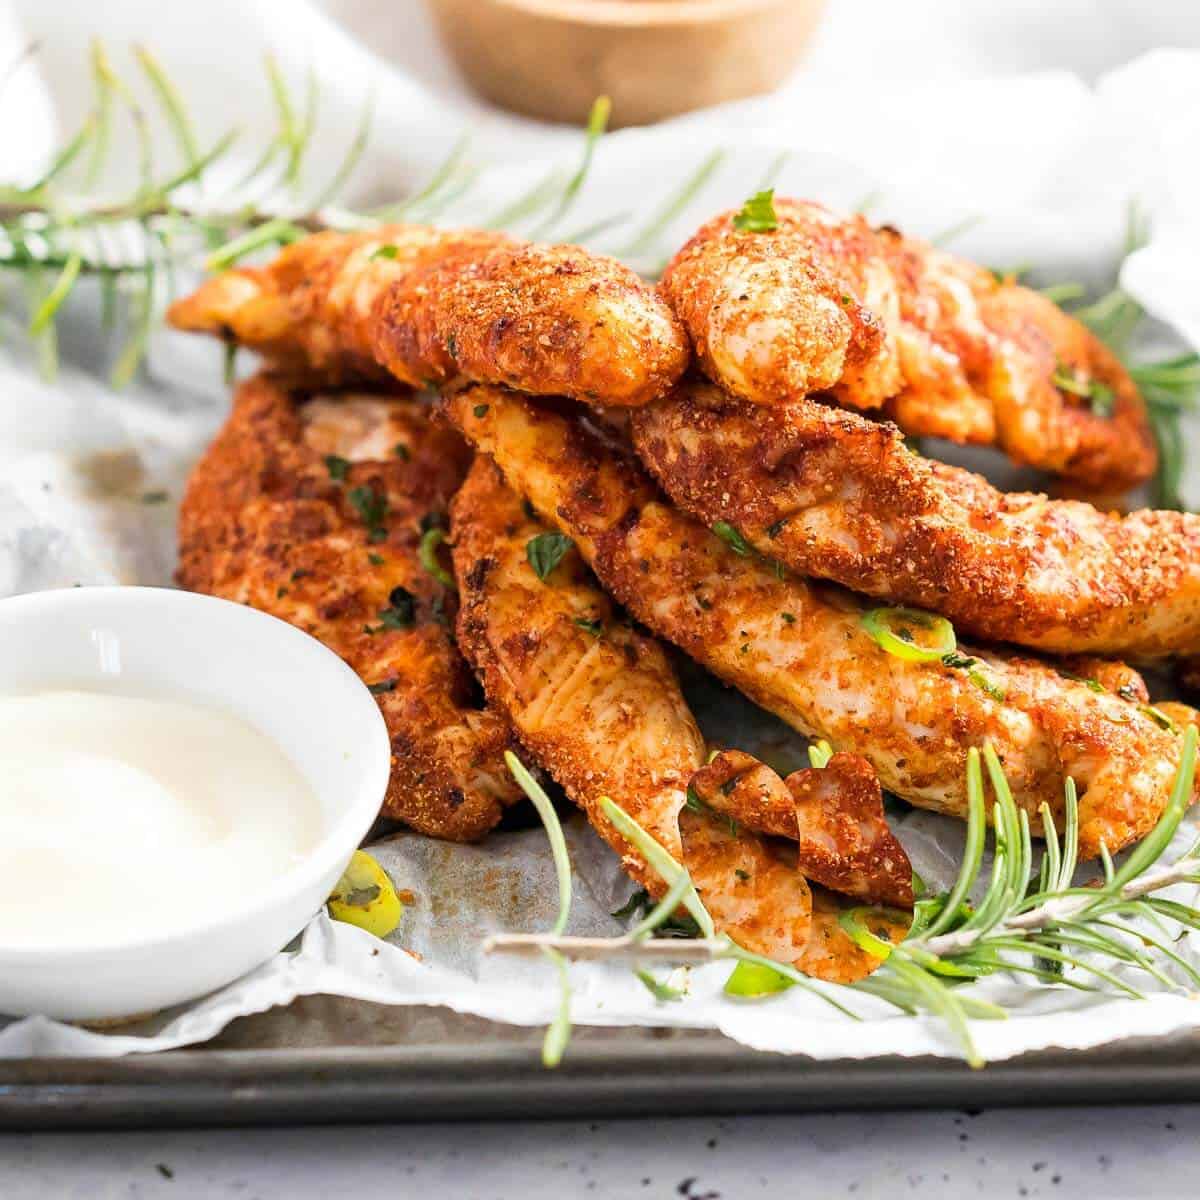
5,999 -> 1200,1130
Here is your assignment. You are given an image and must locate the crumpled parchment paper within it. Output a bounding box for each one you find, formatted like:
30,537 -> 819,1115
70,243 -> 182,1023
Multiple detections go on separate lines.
4,52 -> 1200,1060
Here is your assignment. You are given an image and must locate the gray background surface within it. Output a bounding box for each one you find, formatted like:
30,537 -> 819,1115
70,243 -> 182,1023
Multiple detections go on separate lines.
1,1105 -> 1194,1199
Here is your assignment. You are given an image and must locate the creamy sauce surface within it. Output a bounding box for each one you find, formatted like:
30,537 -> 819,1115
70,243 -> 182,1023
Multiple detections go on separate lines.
0,690 -> 322,949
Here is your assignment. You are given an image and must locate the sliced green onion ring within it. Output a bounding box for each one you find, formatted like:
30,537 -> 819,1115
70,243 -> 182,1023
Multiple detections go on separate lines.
418,527 -> 456,589
838,906 -> 914,960
861,606 -> 957,663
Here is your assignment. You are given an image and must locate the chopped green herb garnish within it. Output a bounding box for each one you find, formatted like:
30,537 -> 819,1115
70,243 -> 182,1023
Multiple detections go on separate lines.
473,403 -> 489,418
734,869 -> 750,882
1142,704 -> 1181,734
942,651 -> 1005,700
378,586 -> 415,629
766,517 -> 789,538
420,510 -> 449,534
942,652 -> 977,670
325,454 -> 350,481
732,188 -> 778,233
781,612 -> 796,624
527,532 -> 574,580
368,680 -> 397,694
614,883 -> 700,936
572,616 -> 603,638
370,244 -> 399,261
394,443 -> 410,461
348,484 -> 388,542
368,553 -> 385,566
969,671 -> 1007,702
712,521 -> 752,556
611,888 -> 651,920
275,585 -> 288,599
1089,382 -> 1115,418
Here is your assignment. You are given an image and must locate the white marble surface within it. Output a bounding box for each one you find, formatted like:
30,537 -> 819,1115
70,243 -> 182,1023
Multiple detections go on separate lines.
1,1105 -> 1196,1198
5,0 -> 1200,1192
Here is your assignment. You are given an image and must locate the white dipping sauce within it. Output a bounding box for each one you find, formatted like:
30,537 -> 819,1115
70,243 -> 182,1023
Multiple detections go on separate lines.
0,690 -> 323,949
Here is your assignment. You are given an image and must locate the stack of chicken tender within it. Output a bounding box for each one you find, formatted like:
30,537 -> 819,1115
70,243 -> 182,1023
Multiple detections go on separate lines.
169,201 -> 1200,982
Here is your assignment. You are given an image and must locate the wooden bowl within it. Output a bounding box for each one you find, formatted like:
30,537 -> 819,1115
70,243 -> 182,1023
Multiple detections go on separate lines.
426,0 -> 827,127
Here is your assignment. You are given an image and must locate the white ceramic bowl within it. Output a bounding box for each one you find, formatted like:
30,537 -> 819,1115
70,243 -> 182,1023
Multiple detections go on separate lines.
0,586 -> 391,1022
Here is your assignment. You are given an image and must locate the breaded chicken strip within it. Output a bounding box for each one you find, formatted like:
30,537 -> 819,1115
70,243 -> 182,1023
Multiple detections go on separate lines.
451,456 -> 894,979
689,749 -> 913,907
632,380 -> 1200,659
178,374 -> 520,840
439,385 -> 1196,859
167,225 -> 689,406
661,198 -> 1155,491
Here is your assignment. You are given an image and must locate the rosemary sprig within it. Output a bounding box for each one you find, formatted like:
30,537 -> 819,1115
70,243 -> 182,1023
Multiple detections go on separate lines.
489,729 -> 1200,1067
504,751 -> 574,1068
1039,198 -> 1197,509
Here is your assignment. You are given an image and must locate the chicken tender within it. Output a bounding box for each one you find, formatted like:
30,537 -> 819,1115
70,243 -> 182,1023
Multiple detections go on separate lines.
167,224 -> 689,406
631,380 -> 1200,659
661,198 -> 1155,491
689,749 -> 913,908
440,385 -> 1196,859
450,456 -> 890,978
178,373 -> 521,840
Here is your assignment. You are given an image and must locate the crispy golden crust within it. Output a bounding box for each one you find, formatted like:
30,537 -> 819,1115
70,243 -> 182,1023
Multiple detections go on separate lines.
177,373 -> 520,840
167,226 -> 502,382
167,225 -> 689,406
690,749 -> 913,907
440,384 -> 1196,859
631,379 -> 1200,659
450,456 -> 839,971
661,198 -> 1155,490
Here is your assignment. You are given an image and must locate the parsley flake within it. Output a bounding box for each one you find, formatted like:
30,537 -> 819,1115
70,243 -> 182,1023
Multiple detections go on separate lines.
348,484 -> 388,542
572,616 -> 604,638
378,586 -> 415,629
526,532 -> 574,580
325,454 -> 350,481
732,188 -> 778,233
712,521 -> 752,556
370,244 -> 399,261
